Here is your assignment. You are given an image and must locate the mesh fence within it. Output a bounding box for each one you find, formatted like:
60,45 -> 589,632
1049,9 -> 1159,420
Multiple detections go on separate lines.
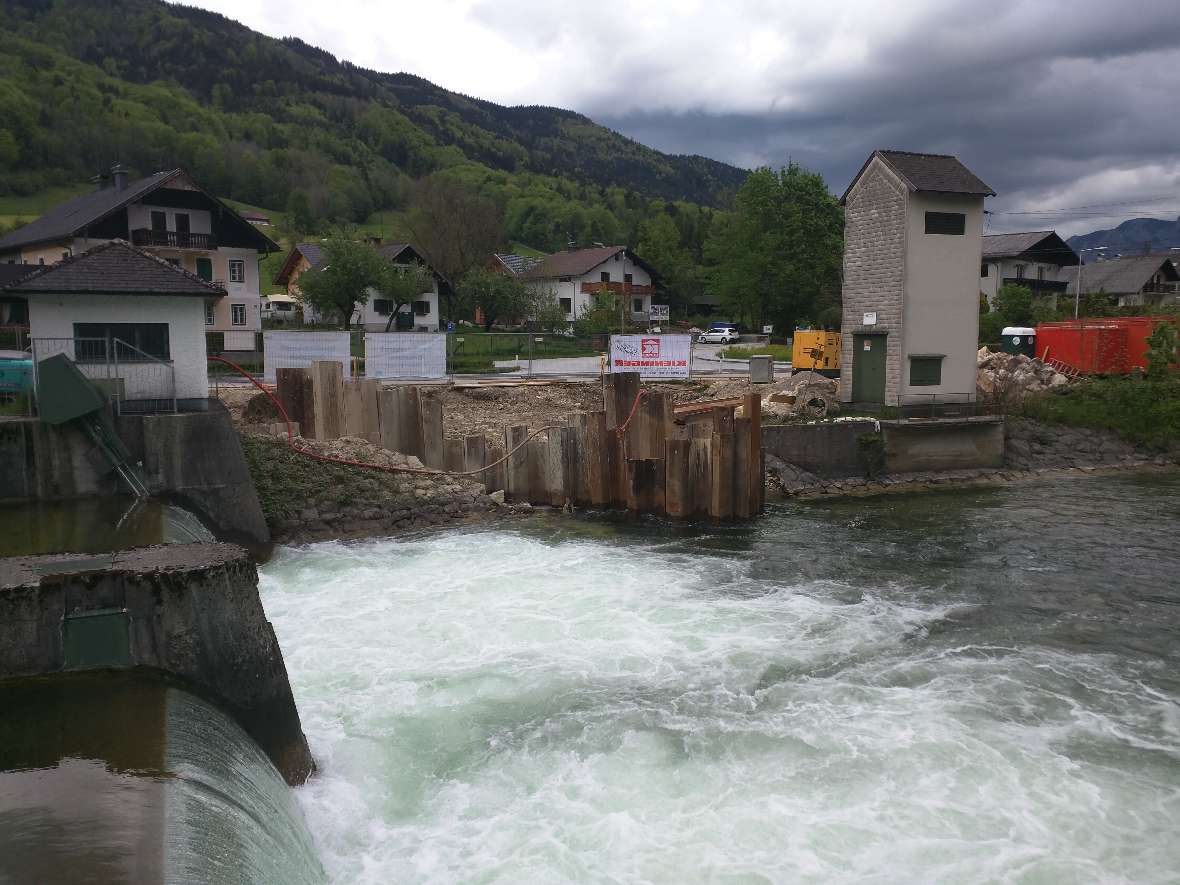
263,331 -> 351,382
31,337 -> 176,413
365,333 -> 447,379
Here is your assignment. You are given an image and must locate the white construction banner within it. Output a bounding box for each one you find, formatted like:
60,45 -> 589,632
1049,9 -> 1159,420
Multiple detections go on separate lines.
609,334 -> 692,378
222,330 -> 256,351
364,333 -> 447,379
263,331 -> 351,382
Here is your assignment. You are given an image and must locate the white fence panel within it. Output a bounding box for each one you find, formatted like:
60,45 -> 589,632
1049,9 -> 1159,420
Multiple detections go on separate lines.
365,333 -> 447,379
223,330 -> 257,351
263,331 -> 351,382
609,334 -> 692,379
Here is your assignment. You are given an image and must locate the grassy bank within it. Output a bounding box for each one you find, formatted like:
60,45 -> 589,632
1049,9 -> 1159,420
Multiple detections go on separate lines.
1019,377 -> 1180,452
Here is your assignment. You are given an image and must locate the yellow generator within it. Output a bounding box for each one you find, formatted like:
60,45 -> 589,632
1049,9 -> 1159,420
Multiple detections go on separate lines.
791,329 -> 841,378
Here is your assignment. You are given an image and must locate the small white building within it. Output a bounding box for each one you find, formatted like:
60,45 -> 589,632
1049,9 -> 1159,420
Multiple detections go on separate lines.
840,150 -> 994,407
980,231 -> 1077,306
5,240 -> 222,403
521,245 -> 657,322
0,166 -> 278,349
274,242 -> 444,331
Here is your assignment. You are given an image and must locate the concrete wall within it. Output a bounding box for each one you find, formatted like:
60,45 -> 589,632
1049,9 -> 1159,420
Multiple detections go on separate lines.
840,158 -> 908,403
883,419 -> 1004,473
0,543 -> 314,785
27,291 -> 211,400
764,418 -> 1006,478
0,404 -> 269,545
902,192 -> 985,402
763,420 -> 880,478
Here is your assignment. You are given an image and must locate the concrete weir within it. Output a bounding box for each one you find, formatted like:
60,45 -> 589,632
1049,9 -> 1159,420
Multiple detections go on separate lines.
0,542 -> 314,785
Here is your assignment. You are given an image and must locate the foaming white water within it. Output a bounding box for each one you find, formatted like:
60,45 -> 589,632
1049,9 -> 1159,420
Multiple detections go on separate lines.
260,528 -> 1180,885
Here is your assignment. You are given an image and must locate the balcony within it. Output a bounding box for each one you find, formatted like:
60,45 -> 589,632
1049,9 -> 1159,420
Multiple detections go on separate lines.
1002,277 -> 1068,294
1142,282 -> 1179,295
131,228 -> 217,250
580,281 -> 654,296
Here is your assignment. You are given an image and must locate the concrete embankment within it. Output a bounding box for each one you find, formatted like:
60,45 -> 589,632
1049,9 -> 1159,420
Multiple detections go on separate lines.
766,416 -> 1176,499
0,542 -> 314,785
0,402 -> 269,546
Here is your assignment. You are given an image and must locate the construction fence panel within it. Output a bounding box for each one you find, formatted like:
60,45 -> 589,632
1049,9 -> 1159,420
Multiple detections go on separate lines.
263,331 -> 351,383
365,333 -> 447,379
527,333 -> 610,377
609,334 -> 693,379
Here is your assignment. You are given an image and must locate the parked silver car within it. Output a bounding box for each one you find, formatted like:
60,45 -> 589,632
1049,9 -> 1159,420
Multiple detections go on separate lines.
697,327 -> 739,344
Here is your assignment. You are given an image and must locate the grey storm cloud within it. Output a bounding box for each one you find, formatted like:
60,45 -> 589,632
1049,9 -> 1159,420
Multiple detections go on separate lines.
198,0 -> 1180,236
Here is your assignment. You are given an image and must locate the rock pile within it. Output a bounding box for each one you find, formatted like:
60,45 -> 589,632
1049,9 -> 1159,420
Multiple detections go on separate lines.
761,371 -> 841,419
294,435 -> 424,470
977,347 -> 1071,405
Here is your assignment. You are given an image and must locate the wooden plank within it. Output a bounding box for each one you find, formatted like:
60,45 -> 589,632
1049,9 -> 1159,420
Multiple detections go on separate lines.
709,431 -> 734,519
688,438 -> 712,517
361,378 -> 382,444
605,371 -> 639,430
398,386 -> 422,457
311,360 -> 344,440
665,438 -> 691,518
299,369 -> 317,440
635,391 -> 670,459
377,388 -> 402,452
673,397 -> 744,417
585,411 -> 608,507
733,417 -> 752,520
546,428 -> 566,507
464,435 -> 487,475
342,380 -> 365,439
419,394 -> 445,469
275,368 -> 307,433
484,444 -> 506,493
444,438 -> 466,474
743,392 -> 763,515
505,425 -> 530,502
625,459 -> 665,514
526,438 -> 549,505
561,424 -> 583,506
711,406 -> 734,437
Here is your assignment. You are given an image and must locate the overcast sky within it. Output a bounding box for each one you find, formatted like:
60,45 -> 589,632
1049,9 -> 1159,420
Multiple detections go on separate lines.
191,0 -> 1180,237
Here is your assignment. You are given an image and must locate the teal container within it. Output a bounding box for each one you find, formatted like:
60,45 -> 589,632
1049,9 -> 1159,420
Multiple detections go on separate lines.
1000,327 -> 1036,357
0,357 -> 33,393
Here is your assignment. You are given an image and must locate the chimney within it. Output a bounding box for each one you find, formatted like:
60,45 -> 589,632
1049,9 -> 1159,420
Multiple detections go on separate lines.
90,172 -> 107,192
110,163 -> 128,192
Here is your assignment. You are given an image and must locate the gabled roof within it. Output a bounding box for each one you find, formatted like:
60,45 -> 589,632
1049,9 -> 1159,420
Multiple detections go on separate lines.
0,168 -> 279,254
0,263 -> 37,289
274,241 -> 449,287
982,231 -> 1079,266
842,150 -> 995,203
4,240 -> 226,296
493,252 -> 543,275
523,245 -> 658,281
1057,254 -> 1179,295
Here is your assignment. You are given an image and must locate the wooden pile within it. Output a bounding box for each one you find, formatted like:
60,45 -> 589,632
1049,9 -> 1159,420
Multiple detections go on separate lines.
274,363 -> 762,519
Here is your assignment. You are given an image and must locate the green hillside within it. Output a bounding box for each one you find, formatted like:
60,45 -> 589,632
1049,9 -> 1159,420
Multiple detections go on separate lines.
0,0 -> 744,254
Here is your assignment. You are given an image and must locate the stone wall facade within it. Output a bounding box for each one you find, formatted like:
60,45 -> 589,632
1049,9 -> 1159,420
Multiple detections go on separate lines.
840,159 -> 908,404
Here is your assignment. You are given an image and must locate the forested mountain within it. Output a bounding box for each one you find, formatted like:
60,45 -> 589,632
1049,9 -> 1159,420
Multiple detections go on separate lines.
0,0 -> 746,251
1068,217 -> 1180,257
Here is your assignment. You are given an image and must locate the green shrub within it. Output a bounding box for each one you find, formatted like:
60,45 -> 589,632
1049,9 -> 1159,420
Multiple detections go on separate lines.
1019,376 -> 1180,452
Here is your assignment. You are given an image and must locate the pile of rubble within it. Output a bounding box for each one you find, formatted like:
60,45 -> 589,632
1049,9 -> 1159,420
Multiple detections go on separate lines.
295,436 -> 426,470
976,347 -> 1072,404
760,371 -> 841,419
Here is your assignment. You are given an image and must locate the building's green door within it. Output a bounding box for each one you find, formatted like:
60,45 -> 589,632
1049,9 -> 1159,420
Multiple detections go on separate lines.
851,334 -> 886,403
195,257 -> 213,281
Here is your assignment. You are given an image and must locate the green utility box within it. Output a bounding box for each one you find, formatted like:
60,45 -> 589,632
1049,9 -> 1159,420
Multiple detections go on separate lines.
1001,327 -> 1037,357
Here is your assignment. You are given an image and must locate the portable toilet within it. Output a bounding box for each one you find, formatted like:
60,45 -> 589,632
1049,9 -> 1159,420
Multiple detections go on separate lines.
1001,327 -> 1036,357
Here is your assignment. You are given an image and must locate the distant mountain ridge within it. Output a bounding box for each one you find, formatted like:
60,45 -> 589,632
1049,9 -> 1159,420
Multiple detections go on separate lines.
0,0 -> 747,208
1067,217 -> 1180,257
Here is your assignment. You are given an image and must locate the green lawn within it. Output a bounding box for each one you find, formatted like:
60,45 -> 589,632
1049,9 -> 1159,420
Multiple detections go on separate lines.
719,344 -> 793,361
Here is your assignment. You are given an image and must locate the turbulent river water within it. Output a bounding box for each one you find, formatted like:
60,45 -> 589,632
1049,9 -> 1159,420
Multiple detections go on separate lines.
260,470 -> 1180,885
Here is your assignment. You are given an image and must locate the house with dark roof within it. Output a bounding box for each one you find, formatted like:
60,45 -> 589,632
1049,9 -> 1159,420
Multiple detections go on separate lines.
1057,254 -> 1180,307
522,245 -> 658,322
980,231 -> 1079,305
0,166 -> 278,347
273,241 -> 446,331
839,150 -> 995,406
1,241 -> 225,402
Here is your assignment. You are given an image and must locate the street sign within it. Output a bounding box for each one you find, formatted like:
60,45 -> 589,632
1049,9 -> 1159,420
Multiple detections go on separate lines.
650,304 -> 670,321
762,325 -> 774,335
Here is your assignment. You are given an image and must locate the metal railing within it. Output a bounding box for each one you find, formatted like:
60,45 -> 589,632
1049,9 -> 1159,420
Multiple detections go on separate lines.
30,336 -> 176,415
0,324 -> 30,353
130,228 -> 217,250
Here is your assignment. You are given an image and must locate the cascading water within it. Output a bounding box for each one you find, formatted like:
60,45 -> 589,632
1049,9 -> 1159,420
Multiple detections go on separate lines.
0,674 -> 324,885
261,471 -> 1180,884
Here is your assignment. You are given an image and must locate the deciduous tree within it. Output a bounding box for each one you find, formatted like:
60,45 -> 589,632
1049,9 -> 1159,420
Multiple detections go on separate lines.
296,233 -> 384,329
456,267 -> 531,331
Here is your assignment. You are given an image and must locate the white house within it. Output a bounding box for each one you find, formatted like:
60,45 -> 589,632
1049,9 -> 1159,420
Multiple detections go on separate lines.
3,241 -> 223,403
980,231 -> 1077,306
0,166 -> 278,353
840,150 -> 994,407
521,245 -> 657,322
274,241 -> 445,331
